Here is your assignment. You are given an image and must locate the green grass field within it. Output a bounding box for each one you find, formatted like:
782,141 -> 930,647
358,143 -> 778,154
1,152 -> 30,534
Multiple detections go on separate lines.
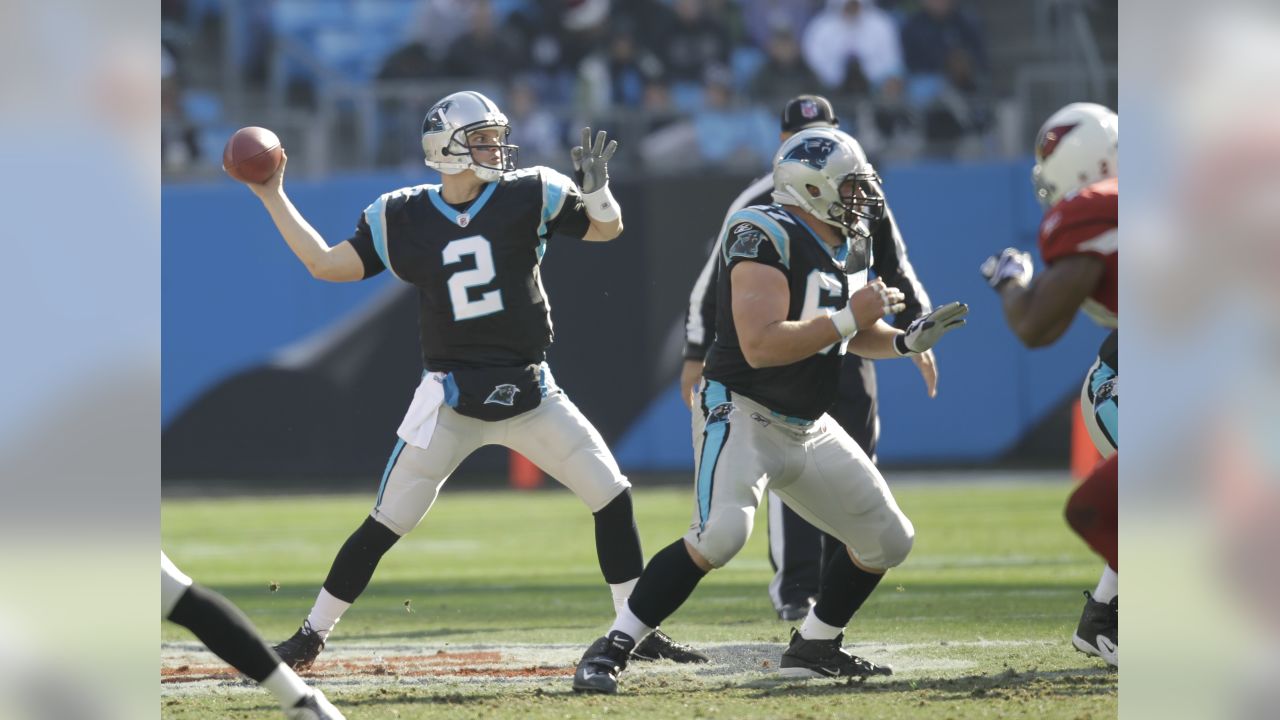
161,477 -> 1116,719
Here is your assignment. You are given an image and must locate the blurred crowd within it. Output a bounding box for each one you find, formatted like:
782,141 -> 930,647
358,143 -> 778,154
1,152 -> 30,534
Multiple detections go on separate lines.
163,0 -> 997,176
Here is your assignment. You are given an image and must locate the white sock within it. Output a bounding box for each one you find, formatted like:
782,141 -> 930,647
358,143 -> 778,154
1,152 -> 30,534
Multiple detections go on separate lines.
260,663 -> 310,709
609,601 -> 653,643
609,579 -> 638,616
1093,565 -> 1118,603
799,608 -> 844,640
306,589 -> 351,640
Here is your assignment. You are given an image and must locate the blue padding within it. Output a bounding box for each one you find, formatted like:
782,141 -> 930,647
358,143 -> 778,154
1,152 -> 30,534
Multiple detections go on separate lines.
443,373 -> 460,408
723,208 -> 791,267
375,438 -> 406,507
697,381 -> 731,530
364,195 -> 391,272
539,172 -> 566,241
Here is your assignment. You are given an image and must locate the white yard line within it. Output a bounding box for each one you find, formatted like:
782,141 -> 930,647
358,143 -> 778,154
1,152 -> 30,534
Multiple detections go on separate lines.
160,639 -> 1054,697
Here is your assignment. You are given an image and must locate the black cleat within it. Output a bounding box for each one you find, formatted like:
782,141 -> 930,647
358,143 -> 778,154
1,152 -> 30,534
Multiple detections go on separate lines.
573,631 -> 636,694
274,620 -> 326,671
779,628 -> 893,679
1071,591 -> 1117,667
284,689 -> 345,720
776,597 -> 815,622
632,629 -> 710,664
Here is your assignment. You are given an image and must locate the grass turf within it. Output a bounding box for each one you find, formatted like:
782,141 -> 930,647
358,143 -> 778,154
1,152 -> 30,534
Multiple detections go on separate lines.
161,478 -> 1116,719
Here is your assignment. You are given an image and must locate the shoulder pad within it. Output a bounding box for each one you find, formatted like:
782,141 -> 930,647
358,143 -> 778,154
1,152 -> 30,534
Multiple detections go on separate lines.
721,206 -> 792,267
374,183 -> 435,215
501,166 -> 543,183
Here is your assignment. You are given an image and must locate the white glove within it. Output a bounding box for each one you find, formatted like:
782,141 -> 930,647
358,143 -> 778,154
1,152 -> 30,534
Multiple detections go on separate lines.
980,248 -> 1033,289
894,302 -> 969,356
571,127 -> 622,223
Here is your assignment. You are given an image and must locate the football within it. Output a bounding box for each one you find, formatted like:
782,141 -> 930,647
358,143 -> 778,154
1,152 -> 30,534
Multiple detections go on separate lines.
222,126 -> 283,184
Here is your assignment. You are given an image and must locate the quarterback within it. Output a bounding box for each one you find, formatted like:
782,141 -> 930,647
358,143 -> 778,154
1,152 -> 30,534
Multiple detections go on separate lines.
573,127 -> 968,693
982,102 -> 1119,667
236,91 -> 704,669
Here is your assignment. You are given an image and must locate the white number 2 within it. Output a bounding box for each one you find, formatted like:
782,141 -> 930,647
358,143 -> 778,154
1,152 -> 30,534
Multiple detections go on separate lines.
442,235 -> 503,321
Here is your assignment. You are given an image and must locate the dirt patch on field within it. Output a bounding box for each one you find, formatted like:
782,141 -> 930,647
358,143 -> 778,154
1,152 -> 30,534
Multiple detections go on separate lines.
161,649 -> 574,684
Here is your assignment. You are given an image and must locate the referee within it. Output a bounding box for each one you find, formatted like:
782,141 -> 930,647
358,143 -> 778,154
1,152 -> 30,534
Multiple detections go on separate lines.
680,94 -> 937,620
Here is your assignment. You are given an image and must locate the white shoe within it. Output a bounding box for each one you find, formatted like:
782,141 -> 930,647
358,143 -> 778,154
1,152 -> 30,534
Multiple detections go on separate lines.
285,689 -> 345,720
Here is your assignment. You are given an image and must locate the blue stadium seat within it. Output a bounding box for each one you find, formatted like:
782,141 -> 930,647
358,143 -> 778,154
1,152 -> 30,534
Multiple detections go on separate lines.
352,0 -> 418,40
181,90 -> 225,126
670,81 -> 707,113
271,0 -> 321,37
197,126 -> 239,172
313,28 -> 368,79
906,73 -> 946,107
730,46 -> 766,93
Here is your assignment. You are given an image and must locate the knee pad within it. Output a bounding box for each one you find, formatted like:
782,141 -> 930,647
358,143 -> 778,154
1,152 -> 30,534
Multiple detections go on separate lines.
686,520 -> 750,569
861,513 -> 915,570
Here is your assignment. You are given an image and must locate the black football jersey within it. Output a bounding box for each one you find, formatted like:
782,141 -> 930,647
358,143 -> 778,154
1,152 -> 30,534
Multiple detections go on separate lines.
346,167 -> 591,371
703,203 -> 872,420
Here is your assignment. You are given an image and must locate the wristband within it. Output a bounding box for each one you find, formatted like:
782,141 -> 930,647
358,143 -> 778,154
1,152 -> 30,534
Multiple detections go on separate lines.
830,306 -> 858,338
582,185 -> 620,222
893,333 -> 915,356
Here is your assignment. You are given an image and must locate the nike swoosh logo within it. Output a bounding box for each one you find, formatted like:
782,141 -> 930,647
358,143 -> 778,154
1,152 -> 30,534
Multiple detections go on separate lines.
1097,636 -> 1116,654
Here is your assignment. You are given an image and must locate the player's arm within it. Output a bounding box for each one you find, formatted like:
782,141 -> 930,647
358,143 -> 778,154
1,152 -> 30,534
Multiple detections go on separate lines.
572,127 -> 623,242
871,202 -> 942,395
245,153 -> 366,282
732,265 -> 900,368
989,253 -> 1104,347
846,301 -> 969,359
680,244 -> 720,408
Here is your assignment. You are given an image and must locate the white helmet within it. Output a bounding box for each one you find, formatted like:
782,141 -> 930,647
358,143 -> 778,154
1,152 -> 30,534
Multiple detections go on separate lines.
421,91 -> 519,181
1031,102 -> 1118,209
772,127 -> 884,238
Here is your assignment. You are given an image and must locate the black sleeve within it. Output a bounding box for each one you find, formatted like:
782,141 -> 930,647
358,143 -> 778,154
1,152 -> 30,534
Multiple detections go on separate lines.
682,240 -> 720,361
345,213 -> 386,279
871,202 -> 932,329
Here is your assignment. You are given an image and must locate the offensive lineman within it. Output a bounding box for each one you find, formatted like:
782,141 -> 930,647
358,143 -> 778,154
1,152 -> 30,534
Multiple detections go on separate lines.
162,552 -> 344,719
981,102 -> 1118,666
237,91 -> 704,669
682,94 -> 935,621
573,127 -> 969,693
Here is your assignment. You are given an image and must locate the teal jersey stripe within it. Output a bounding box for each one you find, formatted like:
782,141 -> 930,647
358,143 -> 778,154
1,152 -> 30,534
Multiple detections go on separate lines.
467,181 -> 499,217
790,206 -> 851,263
375,438 -> 407,508
427,182 -> 498,224
539,172 -> 567,241
721,208 -> 791,268
697,381 -> 731,531
1090,361 -> 1118,446
365,195 -> 392,274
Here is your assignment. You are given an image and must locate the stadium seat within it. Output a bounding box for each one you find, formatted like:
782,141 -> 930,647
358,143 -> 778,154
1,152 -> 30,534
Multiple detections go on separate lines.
670,81 -> 707,113
181,90 -> 225,127
314,28 -> 370,79
730,46 -> 766,93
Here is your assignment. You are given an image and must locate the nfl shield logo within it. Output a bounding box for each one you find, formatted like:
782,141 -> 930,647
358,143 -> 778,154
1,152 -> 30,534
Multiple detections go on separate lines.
800,100 -> 818,119
456,213 -> 471,227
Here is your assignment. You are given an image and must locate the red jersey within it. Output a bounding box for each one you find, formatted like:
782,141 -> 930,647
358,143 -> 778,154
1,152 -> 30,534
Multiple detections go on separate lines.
1038,177 -> 1118,328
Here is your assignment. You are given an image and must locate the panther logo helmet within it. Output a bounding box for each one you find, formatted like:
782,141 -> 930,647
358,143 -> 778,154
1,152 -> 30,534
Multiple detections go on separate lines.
773,127 -> 884,238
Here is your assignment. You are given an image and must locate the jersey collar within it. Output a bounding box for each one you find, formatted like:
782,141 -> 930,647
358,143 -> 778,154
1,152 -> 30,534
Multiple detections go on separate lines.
427,181 -> 498,228
784,207 -> 852,266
